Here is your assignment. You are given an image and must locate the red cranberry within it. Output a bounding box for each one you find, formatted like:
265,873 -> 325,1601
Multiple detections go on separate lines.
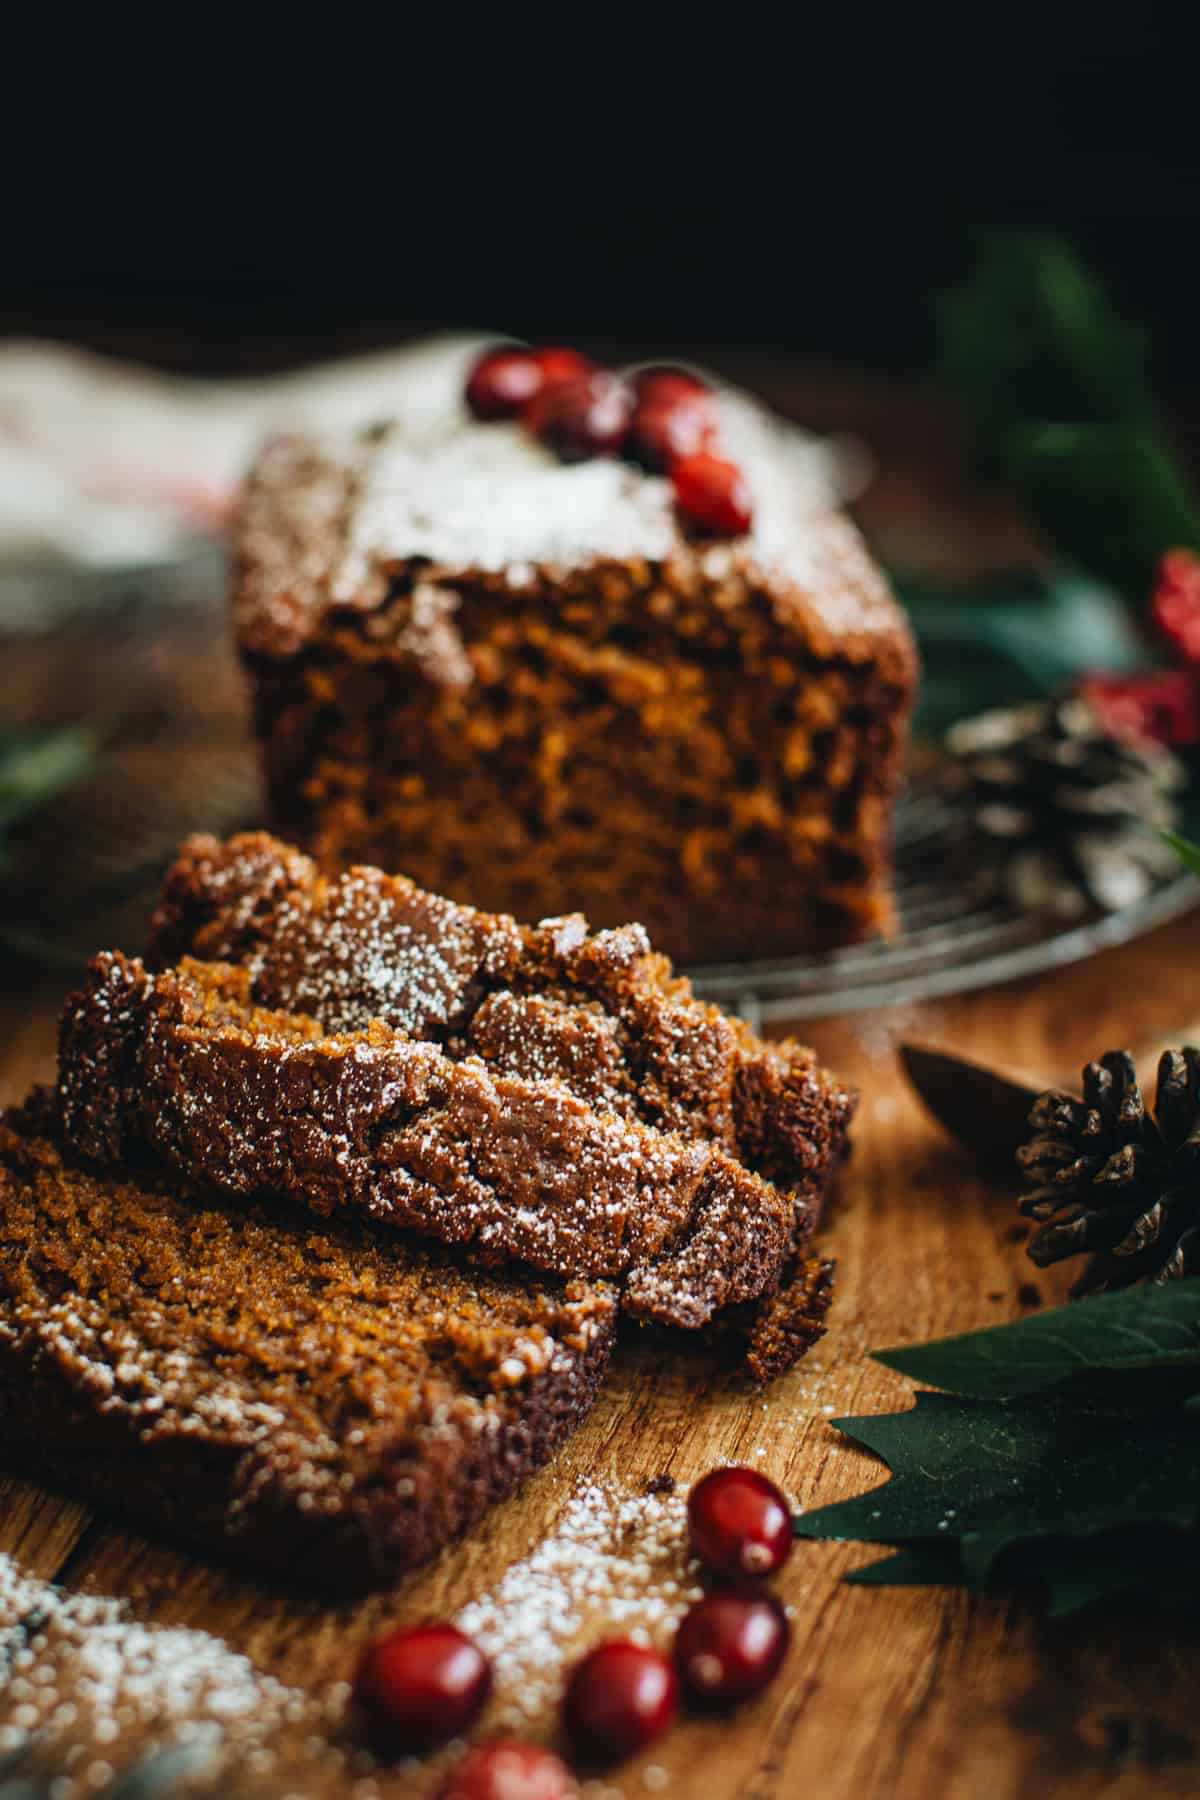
435,1739 -> 578,1800
674,1588 -> 790,1708
534,345 -> 595,388
562,1640 -> 677,1764
524,371 -> 633,463
627,393 -> 716,472
1150,547 -> 1200,666
633,366 -> 710,407
466,347 -> 545,421
671,454 -> 753,536
354,1622 -> 492,1755
687,1467 -> 792,1579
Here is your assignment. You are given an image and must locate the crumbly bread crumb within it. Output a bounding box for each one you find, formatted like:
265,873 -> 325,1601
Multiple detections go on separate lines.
0,1103 -> 615,1589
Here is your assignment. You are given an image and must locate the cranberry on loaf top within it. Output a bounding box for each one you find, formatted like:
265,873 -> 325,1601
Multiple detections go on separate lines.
236,343 -> 917,965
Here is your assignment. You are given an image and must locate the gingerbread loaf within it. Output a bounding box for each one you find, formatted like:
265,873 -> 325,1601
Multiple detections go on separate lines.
235,360 -> 917,964
0,1099 -> 615,1589
58,951 -> 797,1339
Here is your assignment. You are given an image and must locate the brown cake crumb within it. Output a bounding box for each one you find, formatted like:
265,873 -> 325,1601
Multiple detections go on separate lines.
233,396 -> 917,965
0,1102 -> 615,1589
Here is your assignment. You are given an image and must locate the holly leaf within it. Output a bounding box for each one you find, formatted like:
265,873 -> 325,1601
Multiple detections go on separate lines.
846,1530 -> 1200,1617
873,1282 -> 1200,1407
796,1393 -> 1200,1585
796,1285 -> 1200,1618
1023,1529 -> 1200,1618
845,1543 -> 964,1588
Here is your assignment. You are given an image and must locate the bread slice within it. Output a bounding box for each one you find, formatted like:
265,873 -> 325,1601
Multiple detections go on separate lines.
57,953 -> 796,1337
147,832 -> 855,1207
144,831 -> 851,1378
0,1099 -> 615,1589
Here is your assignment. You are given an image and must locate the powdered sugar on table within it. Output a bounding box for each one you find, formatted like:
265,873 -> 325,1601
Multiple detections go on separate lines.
458,1477 -> 702,1731
0,1476 -> 700,1794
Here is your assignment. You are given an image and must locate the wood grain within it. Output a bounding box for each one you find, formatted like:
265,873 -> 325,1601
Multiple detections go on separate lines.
4,911 -> 1200,1798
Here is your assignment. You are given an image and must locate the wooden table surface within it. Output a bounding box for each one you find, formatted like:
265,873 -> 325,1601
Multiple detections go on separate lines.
6,892 -> 1200,1799
4,369 -> 1200,1798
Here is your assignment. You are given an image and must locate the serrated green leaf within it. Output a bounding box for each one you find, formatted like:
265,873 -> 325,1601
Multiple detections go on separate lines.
845,1544 -> 964,1588
840,1529 -> 1200,1617
874,1282 -> 1200,1405
1014,1526 -> 1200,1618
795,1392 -> 1200,1586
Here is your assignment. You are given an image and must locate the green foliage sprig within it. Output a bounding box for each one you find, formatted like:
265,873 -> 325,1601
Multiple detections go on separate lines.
938,232 -> 1200,601
0,728 -> 95,868
795,1284 -> 1200,1617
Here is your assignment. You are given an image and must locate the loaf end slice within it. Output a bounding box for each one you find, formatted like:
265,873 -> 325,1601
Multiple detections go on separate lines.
0,1101 -> 615,1590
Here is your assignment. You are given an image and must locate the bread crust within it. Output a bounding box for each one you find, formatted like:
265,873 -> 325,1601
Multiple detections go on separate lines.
57,952 -> 796,1337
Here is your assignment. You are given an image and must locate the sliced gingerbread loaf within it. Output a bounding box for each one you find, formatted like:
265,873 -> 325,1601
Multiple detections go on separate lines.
147,832 -> 855,1210
0,1099 -> 615,1589
234,376 -> 917,965
58,952 -> 800,1340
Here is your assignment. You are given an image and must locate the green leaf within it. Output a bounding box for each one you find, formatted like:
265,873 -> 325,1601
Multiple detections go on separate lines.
938,232 -> 1152,441
1010,419 -> 1200,604
896,566 -> 1150,734
843,1530 -> 1200,1617
0,728 -> 95,865
796,1393 -> 1200,1588
796,1273 -> 1200,1619
1026,1530 -> 1200,1618
845,1543 -> 964,1588
874,1282 -> 1200,1406
1165,831 -> 1200,879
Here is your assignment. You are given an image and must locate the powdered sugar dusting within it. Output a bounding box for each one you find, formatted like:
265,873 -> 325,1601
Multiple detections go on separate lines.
0,1479 -> 699,1792
0,1554 -> 381,1797
334,420 -> 680,588
325,397 -> 875,630
237,362 -> 908,659
457,1476 -> 702,1730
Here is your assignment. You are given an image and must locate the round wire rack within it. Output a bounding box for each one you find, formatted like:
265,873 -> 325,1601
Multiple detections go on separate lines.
688,783 -> 1198,1028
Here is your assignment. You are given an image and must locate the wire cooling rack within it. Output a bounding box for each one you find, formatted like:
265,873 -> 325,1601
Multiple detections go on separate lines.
2,560 -> 1196,1022
688,783 -> 1198,1027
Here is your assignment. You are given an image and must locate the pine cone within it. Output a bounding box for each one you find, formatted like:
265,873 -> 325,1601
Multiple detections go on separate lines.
944,691 -> 1185,919
1017,1048 -> 1200,1293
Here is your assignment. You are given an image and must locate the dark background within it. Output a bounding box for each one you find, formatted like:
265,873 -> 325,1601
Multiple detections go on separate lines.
4,13 -> 1199,383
